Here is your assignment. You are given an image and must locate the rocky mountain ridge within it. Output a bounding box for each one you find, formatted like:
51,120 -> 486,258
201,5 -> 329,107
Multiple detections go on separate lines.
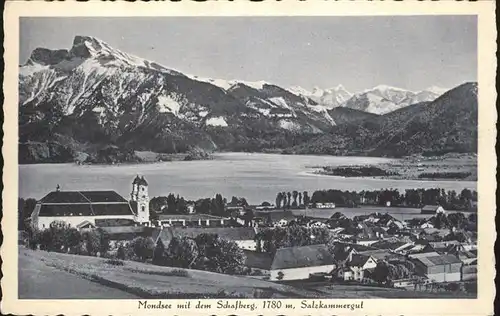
19,36 -> 474,163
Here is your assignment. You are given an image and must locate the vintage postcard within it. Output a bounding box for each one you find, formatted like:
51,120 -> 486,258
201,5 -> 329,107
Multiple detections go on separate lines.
2,1 -> 496,315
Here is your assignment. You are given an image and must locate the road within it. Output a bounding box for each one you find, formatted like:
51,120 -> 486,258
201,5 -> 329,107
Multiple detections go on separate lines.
18,251 -> 139,299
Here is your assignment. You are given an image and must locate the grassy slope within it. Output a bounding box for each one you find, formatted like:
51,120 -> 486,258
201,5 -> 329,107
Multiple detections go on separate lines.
20,248 -> 323,298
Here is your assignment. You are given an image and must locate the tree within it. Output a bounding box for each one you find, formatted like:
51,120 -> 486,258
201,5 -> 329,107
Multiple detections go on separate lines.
243,208 -> 255,227
286,192 -> 292,208
276,271 -> 285,280
117,243 -> 127,260
302,191 -> 311,206
83,230 -> 102,256
193,233 -> 245,274
292,191 -> 298,207
18,198 -> 37,230
298,192 -> 303,206
281,192 -> 288,208
215,238 -> 246,274
275,192 -> 283,209
130,237 -> 155,261
167,237 -> 199,268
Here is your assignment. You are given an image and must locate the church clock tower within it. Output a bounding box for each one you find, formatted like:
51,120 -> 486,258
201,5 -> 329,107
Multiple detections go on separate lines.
131,175 -> 150,223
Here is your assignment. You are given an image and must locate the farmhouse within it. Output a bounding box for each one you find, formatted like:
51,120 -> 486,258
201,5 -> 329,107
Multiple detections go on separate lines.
255,210 -> 295,227
243,244 -> 336,281
157,214 -> 229,227
336,254 -> 377,282
421,205 -> 446,215
30,190 -> 137,230
314,202 -> 336,209
412,253 -> 462,282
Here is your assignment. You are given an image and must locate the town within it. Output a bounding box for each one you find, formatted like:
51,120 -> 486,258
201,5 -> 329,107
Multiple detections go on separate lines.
19,175 -> 478,297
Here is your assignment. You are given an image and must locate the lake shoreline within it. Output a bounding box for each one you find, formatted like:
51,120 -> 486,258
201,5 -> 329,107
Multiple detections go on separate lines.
19,152 -> 477,204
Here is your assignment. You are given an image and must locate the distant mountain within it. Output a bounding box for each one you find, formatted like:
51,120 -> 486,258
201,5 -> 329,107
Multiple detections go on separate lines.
289,85 -> 353,109
290,84 -> 446,115
285,82 -> 478,157
341,85 -> 446,115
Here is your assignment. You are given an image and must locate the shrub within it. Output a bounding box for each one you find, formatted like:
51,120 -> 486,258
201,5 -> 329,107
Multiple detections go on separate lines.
82,229 -> 110,257
276,271 -> 284,280
166,237 -> 199,268
105,259 -> 125,266
116,244 -> 127,260
36,222 -> 82,253
130,237 -> 155,261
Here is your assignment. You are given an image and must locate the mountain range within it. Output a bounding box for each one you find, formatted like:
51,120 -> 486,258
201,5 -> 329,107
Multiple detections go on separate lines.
285,82 -> 478,157
18,36 -> 476,163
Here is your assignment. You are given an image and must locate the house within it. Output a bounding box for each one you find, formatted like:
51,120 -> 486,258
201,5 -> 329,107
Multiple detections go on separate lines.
157,214 -> 229,227
186,203 -> 195,214
255,210 -> 295,227
30,189 -> 138,231
336,254 -> 377,282
461,262 -> 477,281
391,278 -> 417,288
357,249 -> 401,262
356,238 -> 380,246
314,202 -> 336,209
254,204 -> 276,211
420,222 -> 434,229
421,205 -> 446,214
370,240 -> 414,254
243,244 -> 336,281
225,206 -> 246,217
153,226 -> 258,250
412,253 -> 462,282
447,244 -> 477,265
428,240 -> 461,254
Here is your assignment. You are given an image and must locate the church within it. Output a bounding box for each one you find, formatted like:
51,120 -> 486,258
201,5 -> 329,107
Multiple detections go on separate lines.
30,176 -> 150,230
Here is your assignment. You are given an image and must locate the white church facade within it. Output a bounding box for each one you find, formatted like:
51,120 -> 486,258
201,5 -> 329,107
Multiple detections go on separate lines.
30,176 -> 151,231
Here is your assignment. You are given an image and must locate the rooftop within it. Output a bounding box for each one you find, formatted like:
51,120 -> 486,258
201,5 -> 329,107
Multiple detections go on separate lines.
270,244 -> 335,270
416,254 -> 462,267
157,214 -> 228,221
40,190 -> 128,204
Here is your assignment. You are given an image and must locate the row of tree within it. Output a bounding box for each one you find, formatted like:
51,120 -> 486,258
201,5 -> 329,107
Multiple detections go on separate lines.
306,188 -> 477,210
275,191 -> 310,209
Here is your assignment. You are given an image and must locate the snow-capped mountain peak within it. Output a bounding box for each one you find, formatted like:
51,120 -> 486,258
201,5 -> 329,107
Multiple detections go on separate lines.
422,86 -> 448,95
289,84 -> 353,109
25,35 -> 182,76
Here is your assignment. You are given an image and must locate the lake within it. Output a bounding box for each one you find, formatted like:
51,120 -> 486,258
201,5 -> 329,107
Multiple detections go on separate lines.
19,152 -> 477,204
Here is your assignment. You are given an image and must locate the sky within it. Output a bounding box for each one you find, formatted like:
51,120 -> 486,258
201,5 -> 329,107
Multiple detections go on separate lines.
19,16 -> 477,93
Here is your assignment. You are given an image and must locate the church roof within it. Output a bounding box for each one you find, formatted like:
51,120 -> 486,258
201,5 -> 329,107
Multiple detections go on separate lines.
40,190 -> 127,204
37,190 -> 135,217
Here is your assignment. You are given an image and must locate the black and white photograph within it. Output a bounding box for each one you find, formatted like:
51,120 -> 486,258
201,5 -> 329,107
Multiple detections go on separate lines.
5,3 -> 494,313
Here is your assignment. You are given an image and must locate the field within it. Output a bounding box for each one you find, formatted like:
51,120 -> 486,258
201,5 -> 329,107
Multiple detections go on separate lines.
314,153 -> 477,182
377,153 -> 477,181
18,248 -> 324,299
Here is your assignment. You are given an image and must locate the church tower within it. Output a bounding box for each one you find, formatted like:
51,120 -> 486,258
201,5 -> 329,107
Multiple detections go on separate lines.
131,175 -> 150,223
